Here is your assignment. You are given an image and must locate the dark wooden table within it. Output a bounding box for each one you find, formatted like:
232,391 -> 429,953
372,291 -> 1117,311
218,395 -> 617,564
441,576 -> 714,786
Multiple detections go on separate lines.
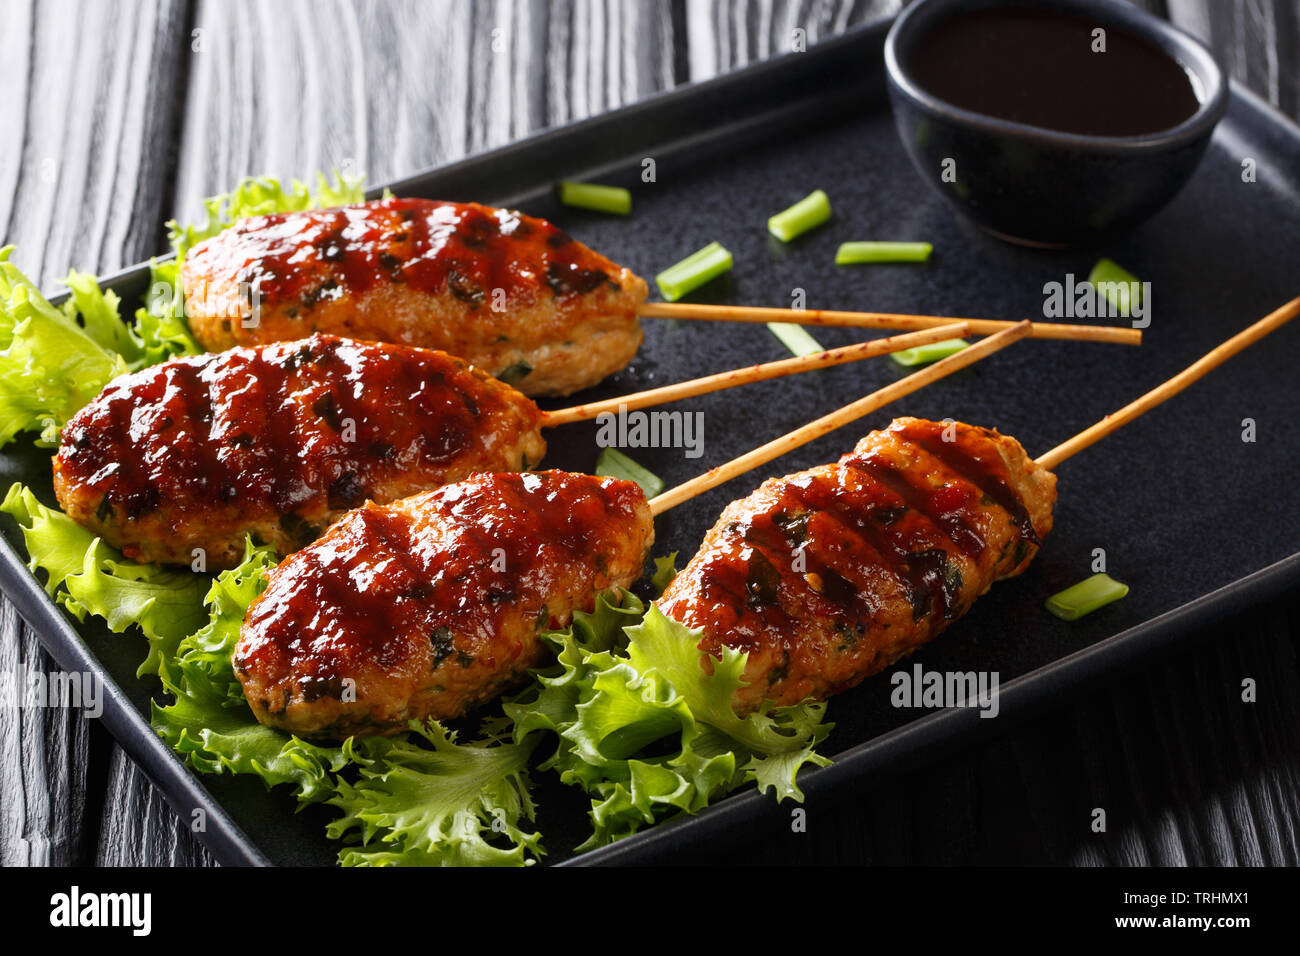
2,0 -> 1297,867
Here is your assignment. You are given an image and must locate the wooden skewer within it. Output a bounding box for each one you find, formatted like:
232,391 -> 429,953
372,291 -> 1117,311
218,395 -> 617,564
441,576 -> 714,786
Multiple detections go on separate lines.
1035,296 -> 1300,471
639,301 -> 1141,346
649,319 -> 1033,516
542,322 -> 970,427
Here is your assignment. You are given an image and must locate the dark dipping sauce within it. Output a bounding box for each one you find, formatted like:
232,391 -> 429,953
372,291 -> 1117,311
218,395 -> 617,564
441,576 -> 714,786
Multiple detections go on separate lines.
905,6 -> 1201,137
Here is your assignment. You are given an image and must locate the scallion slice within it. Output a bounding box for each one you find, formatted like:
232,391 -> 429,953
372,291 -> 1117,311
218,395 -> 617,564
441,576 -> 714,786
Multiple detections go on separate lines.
1045,573 -> 1129,621
768,189 -> 832,242
557,180 -> 632,215
1088,257 -> 1140,316
595,447 -> 664,499
835,241 -> 933,265
655,242 -> 733,302
497,359 -> 533,386
889,338 -> 969,367
767,321 -> 825,357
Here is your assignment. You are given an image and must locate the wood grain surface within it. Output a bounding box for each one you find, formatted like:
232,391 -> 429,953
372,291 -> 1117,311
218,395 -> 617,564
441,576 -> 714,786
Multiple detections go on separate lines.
1,0 -> 1297,867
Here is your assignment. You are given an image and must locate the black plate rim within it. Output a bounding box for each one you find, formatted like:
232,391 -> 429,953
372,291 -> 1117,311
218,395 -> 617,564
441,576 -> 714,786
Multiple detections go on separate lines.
3,13 -> 1299,868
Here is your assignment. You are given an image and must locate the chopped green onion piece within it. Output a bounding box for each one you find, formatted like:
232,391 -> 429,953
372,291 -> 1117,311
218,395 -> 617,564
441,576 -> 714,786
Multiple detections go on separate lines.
595,447 -> 664,499
1088,257 -> 1141,316
889,338 -> 969,367
835,241 -> 933,265
767,189 -> 832,242
766,321 -> 824,357
654,242 -> 733,302
497,359 -> 533,386
557,180 -> 632,215
1045,573 -> 1129,621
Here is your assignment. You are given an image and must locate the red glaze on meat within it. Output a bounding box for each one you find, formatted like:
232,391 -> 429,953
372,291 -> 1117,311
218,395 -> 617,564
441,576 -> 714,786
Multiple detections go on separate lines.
181,197 -> 647,396
53,335 -> 545,569
658,418 -> 1058,712
234,471 -> 654,740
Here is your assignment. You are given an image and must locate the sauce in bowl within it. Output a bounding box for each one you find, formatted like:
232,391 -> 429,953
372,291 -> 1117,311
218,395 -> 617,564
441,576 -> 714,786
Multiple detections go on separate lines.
905,5 -> 1201,137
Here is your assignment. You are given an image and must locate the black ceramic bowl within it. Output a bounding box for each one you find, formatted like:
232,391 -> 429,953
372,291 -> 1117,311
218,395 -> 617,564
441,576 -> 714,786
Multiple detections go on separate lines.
884,0 -> 1229,247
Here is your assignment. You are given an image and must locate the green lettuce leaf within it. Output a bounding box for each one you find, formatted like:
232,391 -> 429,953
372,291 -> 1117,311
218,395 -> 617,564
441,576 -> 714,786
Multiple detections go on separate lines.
625,605 -> 832,758
65,264 -> 200,368
507,590 -> 832,852
61,269 -> 141,362
0,248 -> 128,446
157,538 -> 278,706
151,693 -> 347,805
328,721 -> 542,867
131,259 -> 201,365
167,171 -> 366,259
149,538 -> 348,804
0,251 -> 203,449
650,552 -> 679,594
0,483 -> 207,676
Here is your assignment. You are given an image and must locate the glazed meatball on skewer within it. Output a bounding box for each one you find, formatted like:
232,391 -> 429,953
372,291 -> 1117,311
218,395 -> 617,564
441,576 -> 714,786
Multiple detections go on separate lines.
53,334 -> 546,569
53,325 -> 969,569
235,471 -> 654,739
180,198 -> 1139,401
181,197 -> 648,397
658,418 -> 1056,712
232,420 -> 1047,741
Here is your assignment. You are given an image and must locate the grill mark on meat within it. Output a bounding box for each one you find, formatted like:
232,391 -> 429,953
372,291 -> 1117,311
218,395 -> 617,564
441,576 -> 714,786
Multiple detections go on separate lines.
844,455 -> 985,558
545,261 -> 609,297
788,472 -> 959,621
695,548 -> 757,620
54,334 -> 546,567
447,270 -> 485,305
312,391 -> 342,430
350,505 -> 440,667
156,361 -> 216,512
327,470 -> 366,510
459,213 -> 500,248
747,509 -> 879,622
906,432 -> 1039,546
261,348 -> 309,513
741,517 -> 845,625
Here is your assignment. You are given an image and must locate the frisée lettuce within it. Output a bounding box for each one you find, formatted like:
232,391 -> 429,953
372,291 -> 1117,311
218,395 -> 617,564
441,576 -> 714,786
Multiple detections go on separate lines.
0,250 -> 129,446
1,476 -> 834,860
328,724 -> 542,867
0,484 -> 207,677
0,250 -> 205,449
150,539 -> 349,804
167,171 -> 366,259
508,590 -> 831,851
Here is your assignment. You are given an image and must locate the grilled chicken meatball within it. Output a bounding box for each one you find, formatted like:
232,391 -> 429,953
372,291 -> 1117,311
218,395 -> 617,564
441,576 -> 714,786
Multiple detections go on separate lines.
53,334 -> 545,569
180,197 -> 648,396
235,471 -> 654,740
658,418 -> 1057,713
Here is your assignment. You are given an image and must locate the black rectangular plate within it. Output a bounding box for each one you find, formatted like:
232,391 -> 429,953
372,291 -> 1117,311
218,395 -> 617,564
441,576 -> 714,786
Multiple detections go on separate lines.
3,17 -> 1299,867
